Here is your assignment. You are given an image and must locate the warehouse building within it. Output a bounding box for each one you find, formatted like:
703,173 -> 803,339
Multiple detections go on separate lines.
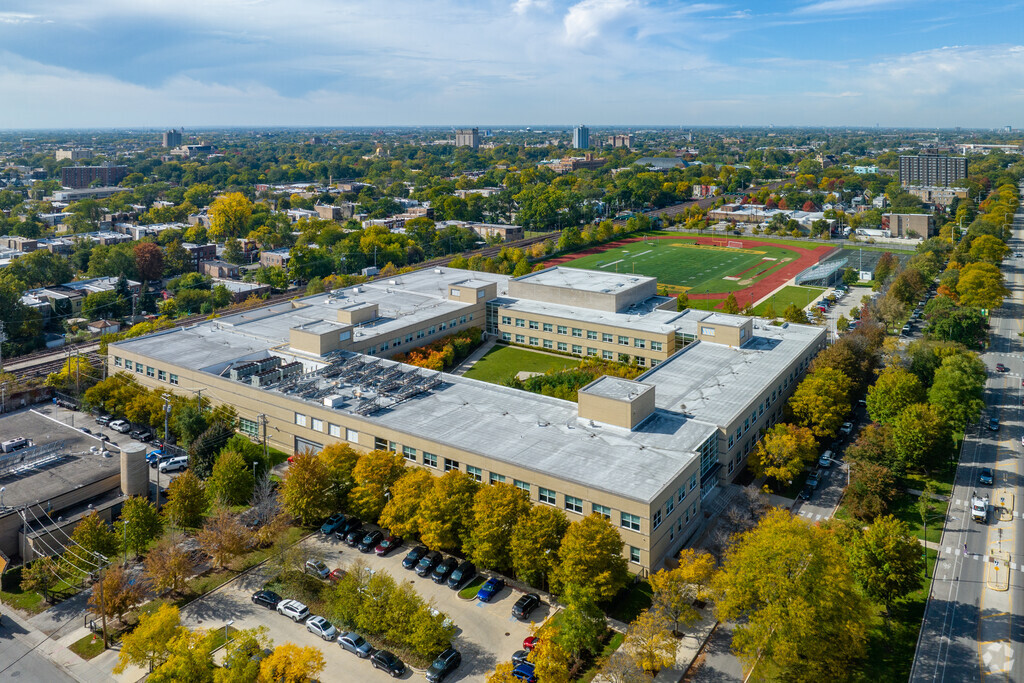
109,267 -> 825,573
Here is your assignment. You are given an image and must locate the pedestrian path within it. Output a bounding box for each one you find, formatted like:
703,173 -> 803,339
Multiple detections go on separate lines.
908,488 -> 951,502
448,337 -> 497,376
795,508 -> 833,522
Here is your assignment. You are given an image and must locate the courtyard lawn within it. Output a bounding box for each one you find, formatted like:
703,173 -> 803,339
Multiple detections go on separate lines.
555,237 -> 802,295
461,344 -> 580,385
752,285 -> 825,316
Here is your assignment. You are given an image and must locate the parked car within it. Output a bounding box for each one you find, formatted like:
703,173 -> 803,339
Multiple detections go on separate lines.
95,414 -> 112,425
979,468 -> 994,486
321,513 -> 347,535
109,419 -> 132,433
511,650 -> 531,666
150,452 -> 176,469
819,450 -> 833,468
839,422 -> 853,436
306,616 -> 337,641
159,456 -> 188,473
415,551 -> 442,577
512,662 -> 538,683
129,428 -> 152,442
996,363 -> 1008,372
402,545 -> 428,570
523,636 -> 538,651
328,568 -> 346,582
431,556 -> 459,584
370,650 -> 406,677
989,416 -> 1000,432
337,632 -> 373,658
344,526 -> 365,547
375,535 -> 403,556
512,593 -> 541,620
798,486 -> 813,501
305,559 -> 330,579
98,434 -> 111,443
806,471 -> 820,490
335,517 -> 362,541
358,530 -> 384,553
251,590 -> 281,609
901,324 -> 912,336
276,599 -> 309,622
447,560 -> 476,590
425,646 -> 461,683
80,427 -> 91,434
476,577 -> 505,602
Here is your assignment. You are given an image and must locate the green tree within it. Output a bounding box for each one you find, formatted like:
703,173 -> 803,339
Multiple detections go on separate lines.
873,251 -> 898,285
712,509 -> 868,680
163,470 -> 209,529
20,557 -> 61,601
551,514 -> 629,601
676,292 -> 689,311
649,548 -> 716,634
114,603 -> 184,673
144,536 -> 195,595
721,293 -> 740,314
119,496 -> 164,558
172,402 -> 208,445
928,352 -> 986,431
215,626 -> 272,683
222,238 -> 245,265
787,367 -> 852,440
188,421 -> 235,479
890,403 -> 952,473
782,303 -> 809,324
849,515 -> 923,616
626,610 -> 676,674
69,511 -> 118,570
319,442 -> 361,509
968,234 -> 1010,264
957,261 -> 1009,309
280,451 -> 334,525
378,469 -> 434,537
844,460 -> 898,522
207,450 -> 255,506
82,290 -> 128,320
866,367 -> 926,425
417,471 -> 479,551
407,603 -> 458,660
557,584 -> 605,661
750,424 -> 818,490
149,628 -> 215,683
347,449 -> 407,522
510,505 -> 569,588
465,483 -> 531,572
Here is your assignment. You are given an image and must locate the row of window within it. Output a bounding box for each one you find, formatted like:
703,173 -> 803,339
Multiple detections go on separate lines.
362,315 -> 473,354
295,412 -> 359,443
501,334 -> 661,368
112,356 -> 178,385
500,317 -> 663,352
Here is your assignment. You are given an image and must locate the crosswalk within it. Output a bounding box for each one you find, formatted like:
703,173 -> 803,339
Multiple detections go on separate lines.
943,547 -> 1020,569
954,498 -> 1024,517
796,509 -> 830,522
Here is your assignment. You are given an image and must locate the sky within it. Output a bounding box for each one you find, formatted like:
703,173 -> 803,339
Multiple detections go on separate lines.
0,0 -> 1022,129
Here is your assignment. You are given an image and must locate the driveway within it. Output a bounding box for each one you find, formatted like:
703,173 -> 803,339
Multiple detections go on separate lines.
179,532 -> 544,682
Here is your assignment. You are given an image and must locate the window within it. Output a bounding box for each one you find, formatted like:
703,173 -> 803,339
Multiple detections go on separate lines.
328,423 -> 341,437
651,359 -> 659,367
652,510 -> 662,529
466,465 -> 482,482
515,318 -> 525,327
744,418 -> 749,432
444,458 -> 460,472
557,325 -> 568,335
618,335 -> 629,346
557,342 -> 567,351
135,361 -> 144,372
386,440 -> 398,451
295,413 -> 308,427
402,446 -> 416,461
539,487 -> 556,505
587,330 -> 597,340
501,315 -> 512,325
701,326 -> 715,336
666,497 -> 674,515
565,495 -> 583,513
572,328 -> 582,337
637,357 -> 646,367
543,339 -> 553,349
311,418 -> 324,432
169,374 -> 178,385
618,353 -> 630,363
591,503 -> 611,519
677,485 -> 685,503
346,428 -> 358,443
529,320 -> 539,330
650,341 -> 662,352
239,417 -> 258,436
571,344 -> 582,354
543,323 -> 553,332
514,479 -> 530,494
629,546 -> 641,564
113,356 -> 121,367
602,350 -> 614,360
450,288 -> 461,297
422,452 -> 438,468
502,332 -> 511,341
602,333 -> 613,343
728,434 -> 734,449
621,512 -> 641,531
529,337 -> 539,346
689,473 -> 697,491
634,338 -> 645,348
490,472 -> 506,485
515,335 -> 525,343
587,347 -> 598,356
157,370 -> 166,381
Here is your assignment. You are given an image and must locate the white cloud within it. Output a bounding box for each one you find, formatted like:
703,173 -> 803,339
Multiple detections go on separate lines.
795,0 -> 909,15
512,0 -> 550,14
563,0 -> 637,47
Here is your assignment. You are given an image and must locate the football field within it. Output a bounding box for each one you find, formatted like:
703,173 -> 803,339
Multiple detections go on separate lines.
557,236 -> 803,294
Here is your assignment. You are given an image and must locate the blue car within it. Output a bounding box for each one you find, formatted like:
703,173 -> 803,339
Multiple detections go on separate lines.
146,448 -> 164,464
321,513 -> 347,535
476,577 -> 505,602
512,662 -> 537,683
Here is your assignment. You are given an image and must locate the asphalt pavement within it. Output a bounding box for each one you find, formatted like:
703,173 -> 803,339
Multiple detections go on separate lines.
910,188 -> 1024,682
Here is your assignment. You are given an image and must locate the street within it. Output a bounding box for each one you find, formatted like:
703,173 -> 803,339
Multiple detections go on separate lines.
910,186 -> 1024,682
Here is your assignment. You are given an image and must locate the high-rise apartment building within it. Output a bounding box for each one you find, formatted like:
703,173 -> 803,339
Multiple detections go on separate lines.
899,154 -> 967,187
455,128 -> 480,149
572,125 -> 590,149
55,149 -> 93,161
162,129 -> 183,148
60,164 -> 129,189
607,134 -> 635,149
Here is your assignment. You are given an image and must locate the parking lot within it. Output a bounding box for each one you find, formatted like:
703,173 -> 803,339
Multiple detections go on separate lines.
180,531 -> 547,681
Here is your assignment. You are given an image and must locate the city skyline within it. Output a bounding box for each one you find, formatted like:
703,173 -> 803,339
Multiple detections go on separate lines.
0,0 -> 1022,129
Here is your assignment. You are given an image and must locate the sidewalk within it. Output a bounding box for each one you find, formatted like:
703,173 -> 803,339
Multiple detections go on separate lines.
0,601 -> 114,683
448,337 -> 497,376
907,488 -> 950,502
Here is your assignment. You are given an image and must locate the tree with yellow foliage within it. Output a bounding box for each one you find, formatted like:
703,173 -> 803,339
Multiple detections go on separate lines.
649,548 -> 716,634
258,643 -> 325,682
208,192 -> 253,242
750,424 -> 818,491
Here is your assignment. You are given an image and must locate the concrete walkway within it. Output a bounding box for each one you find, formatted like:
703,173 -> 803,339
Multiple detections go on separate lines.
590,607 -> 717,683
448,337 -> 497,376
907,488 -> 951,502
0,601 -> 114,683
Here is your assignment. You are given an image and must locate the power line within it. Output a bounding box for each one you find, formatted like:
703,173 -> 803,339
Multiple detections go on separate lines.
23,504 -> 106,572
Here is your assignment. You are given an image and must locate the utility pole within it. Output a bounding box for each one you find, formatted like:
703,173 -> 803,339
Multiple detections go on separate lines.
96,559 -> 109,650
159,395 -> 171,512
75,349 -> 81,397
195,388 -> 203,412
0,320 -> 6,373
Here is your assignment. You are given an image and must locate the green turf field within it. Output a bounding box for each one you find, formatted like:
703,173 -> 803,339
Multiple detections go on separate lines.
751,285 -> 825,316
557,237 -> 801,294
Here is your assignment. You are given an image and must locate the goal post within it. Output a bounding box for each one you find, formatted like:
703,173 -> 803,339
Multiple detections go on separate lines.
727,241 -> 744,249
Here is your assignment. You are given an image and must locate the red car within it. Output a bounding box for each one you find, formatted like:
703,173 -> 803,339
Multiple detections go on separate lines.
328,568 -> 346,582
523,636 -> 538,651
995,363 -> 1007,372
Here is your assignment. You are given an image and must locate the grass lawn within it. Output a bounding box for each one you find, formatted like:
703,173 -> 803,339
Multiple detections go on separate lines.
555,237 -> 803,294
457,576 -> 486,600
462,344 -> 579,385
604,580 -> 652,624
752,285 -> 825,316
0,566 -> 46,614
69,631 -> 121,660
578,631 -> 626,683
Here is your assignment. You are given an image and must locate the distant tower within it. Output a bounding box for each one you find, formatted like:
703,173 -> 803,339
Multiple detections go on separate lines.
162,129 -> 182,148
455,128 -> 480,150
572,125 -> 590,149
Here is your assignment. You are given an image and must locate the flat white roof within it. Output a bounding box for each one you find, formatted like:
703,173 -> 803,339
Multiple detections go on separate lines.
514,266 -> 655,295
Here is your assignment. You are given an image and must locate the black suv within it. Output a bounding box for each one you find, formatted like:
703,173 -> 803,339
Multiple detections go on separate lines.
358,530 -> 384,553
447,560 -> 476,590
402,545 -> 428,570
431,556 -> 459,584
415,551 -> 442,577
344,526 -> 365,547
251,590 -> 282,609
512,593 -> 541,620
425,646 -> 461,682
335,517 -> 362,541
